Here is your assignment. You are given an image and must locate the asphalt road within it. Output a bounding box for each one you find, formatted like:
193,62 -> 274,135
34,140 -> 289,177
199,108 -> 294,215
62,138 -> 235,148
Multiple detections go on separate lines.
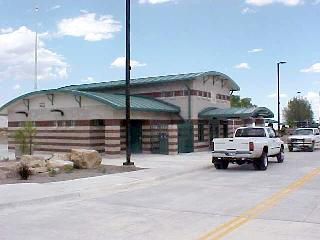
1,149 -> 320,240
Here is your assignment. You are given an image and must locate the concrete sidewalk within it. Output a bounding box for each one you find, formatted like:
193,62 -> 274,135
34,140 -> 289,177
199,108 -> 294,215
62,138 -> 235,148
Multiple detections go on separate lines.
0,152 -> 211,210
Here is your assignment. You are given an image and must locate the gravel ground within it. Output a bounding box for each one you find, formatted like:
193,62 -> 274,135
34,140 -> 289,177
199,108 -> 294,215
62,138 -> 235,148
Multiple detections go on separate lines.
0,164 -> 144,185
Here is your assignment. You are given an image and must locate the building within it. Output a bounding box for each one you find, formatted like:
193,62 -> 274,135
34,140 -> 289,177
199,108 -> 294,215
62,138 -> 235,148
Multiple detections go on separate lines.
0,71 -> 273,156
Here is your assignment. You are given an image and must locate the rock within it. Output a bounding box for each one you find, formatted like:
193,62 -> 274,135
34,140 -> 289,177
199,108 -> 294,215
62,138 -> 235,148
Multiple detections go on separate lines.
70,149 -> 102,169
47,160 -> 74,170
50,153 -> 71,162
0,156 -> 9,162
0,170 -> 9,180
20,155 -> 46,168
31,167 -> 48,174
0,161 -> 19,178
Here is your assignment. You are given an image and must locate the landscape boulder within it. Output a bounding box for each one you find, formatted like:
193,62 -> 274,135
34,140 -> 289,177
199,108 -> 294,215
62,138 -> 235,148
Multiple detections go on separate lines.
47,159 -> 74,170
30,167 -> 48,174
70,149 -> 102,169
0,161 -> 19,178
50,153 -> 71,162
0,170 -> 9,180
20,155 -> 46,168
0,156 -> 9,162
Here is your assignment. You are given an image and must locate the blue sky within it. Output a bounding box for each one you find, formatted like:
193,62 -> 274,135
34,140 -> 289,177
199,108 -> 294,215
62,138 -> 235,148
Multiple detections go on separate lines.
0,0 -> 319,122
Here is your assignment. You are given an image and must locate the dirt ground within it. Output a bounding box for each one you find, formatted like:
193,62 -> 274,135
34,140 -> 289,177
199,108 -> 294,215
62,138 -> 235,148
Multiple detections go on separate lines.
0,164 -> 144,185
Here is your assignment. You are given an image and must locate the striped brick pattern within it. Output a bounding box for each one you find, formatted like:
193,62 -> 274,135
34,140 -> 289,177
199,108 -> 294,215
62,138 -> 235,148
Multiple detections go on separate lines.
105,125 -> 121,155
168,124 -> 178,155
194,124 -> 210,152
120,125 -> 126,153
142,124 -> 151,153
227,119 -> 243,137
8,125 -> 105,153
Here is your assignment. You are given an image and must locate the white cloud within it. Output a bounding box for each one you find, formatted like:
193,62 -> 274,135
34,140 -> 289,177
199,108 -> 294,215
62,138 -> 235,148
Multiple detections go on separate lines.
246,0 -> 303,6
268,93 -> 288,98
111,57 -> 147,68
139,0 -> 172,4
0,27 -> 13,33
0,26 -> 68,82
13,84 -> 21,90
234,63 -> 251,69
301,63 -> 320,73
50,5 -> 61,11
81,76 -> 95,83
241,8 -> 257,14
248,48 -> 263,53
58,13 -> 121,41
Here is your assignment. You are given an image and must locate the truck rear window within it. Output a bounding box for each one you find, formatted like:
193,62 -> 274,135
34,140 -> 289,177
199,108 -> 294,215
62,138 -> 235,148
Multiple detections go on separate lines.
235,128 -> 266,137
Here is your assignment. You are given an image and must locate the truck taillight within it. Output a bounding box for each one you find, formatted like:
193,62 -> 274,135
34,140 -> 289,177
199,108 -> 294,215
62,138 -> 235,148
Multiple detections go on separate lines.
249,142 -> 254,151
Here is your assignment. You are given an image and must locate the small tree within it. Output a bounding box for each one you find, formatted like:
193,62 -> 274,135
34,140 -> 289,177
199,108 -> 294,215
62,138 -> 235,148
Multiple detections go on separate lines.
13,122 -> 37,155
283,97 -> 314,127
230,95 -> 257,108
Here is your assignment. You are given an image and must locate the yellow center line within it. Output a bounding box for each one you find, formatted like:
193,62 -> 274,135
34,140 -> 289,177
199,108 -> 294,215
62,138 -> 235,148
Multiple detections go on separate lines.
198,167 -> 320,240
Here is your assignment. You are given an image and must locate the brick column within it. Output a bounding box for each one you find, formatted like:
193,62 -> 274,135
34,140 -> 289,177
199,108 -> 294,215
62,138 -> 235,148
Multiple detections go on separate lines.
193,124 -> 199,151
142,123 -> 151,153
105,121 -> 121,157
168,124 -> 178,155
255,117 -> 265,127
243,118 -> 254,127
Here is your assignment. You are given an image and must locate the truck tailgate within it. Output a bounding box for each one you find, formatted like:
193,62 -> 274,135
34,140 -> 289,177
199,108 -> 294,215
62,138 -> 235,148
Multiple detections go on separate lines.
213,138 -> 250,152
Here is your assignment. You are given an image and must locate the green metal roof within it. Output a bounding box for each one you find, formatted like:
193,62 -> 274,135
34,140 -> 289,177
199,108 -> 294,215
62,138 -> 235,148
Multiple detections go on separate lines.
0,89 -> 180,115
59,71 -> 240,92
199,107 -> 274,119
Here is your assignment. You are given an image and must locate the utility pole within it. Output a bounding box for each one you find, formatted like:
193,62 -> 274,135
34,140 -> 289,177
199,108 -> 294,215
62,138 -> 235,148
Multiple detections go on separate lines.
277,61 -> 286,131
123,0 -> 134,166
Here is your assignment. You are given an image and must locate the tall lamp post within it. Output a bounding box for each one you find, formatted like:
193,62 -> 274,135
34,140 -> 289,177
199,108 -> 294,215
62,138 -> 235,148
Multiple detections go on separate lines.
123,0 -> 134,166
277,61 -> 287,131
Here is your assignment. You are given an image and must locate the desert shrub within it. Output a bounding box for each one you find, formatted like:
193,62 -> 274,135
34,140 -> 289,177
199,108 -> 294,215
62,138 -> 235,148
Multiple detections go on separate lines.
48,168 -> 59,177
13,122 -> 37,155
64,165 -> 74,173
17,164 -> 32,180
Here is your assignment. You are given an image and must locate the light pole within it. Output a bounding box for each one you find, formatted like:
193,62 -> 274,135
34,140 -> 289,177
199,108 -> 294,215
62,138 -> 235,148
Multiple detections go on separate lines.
277,61 -> 286,131
123,0 -> 134,166
34,5 -> 39,90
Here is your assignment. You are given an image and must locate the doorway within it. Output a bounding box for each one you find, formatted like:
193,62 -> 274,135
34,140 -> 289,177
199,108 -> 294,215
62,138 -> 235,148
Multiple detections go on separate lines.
130,121 -> 142,153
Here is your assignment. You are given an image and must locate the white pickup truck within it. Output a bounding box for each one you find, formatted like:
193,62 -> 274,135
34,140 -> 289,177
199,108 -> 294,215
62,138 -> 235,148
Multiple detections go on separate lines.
288,128 -> 320,152
212,127 -> 284,171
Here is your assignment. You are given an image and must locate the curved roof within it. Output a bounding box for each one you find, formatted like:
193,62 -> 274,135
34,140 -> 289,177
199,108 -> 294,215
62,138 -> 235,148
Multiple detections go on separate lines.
199,107 -> 274,119
0,89 -> 180,115
59,71 -> 240,92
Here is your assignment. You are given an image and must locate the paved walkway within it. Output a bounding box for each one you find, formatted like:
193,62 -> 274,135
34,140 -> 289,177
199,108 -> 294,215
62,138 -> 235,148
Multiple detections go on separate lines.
0,151 -> 211,209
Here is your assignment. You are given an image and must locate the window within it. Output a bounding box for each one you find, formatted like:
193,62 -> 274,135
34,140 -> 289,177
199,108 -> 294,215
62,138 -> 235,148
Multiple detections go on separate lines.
90,119 -> 105,127
198,123 -> 205,142
164,91 -> 174,97
235,128 -> 266,137
56,120 -> 65,127
65,120 -> 75,128
174,90 -> 183,97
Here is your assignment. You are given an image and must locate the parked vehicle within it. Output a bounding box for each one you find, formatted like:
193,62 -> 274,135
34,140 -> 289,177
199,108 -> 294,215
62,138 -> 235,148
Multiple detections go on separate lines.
212,127 -> 284,171
288,128 -> 320,152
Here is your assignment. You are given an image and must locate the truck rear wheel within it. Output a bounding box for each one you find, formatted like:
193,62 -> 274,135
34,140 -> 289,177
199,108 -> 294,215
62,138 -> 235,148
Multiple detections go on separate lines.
214,161 -> 229,170
254,152 -> 268,171
214,163 -> 222,169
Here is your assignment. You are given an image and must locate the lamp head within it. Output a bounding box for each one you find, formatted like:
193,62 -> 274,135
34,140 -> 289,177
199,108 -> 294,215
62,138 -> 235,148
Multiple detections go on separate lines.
279,61 -> 287,64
